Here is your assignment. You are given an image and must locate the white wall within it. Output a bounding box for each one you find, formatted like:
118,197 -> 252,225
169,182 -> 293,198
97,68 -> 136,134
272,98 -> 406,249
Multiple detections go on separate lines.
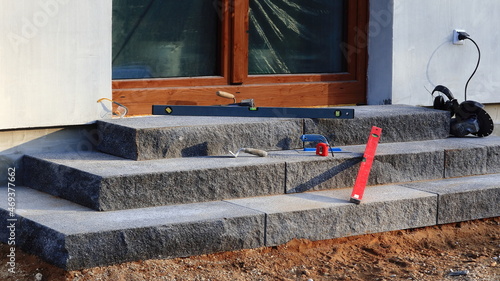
0,0 -> 112,130
367,0 -> 394,105
369,0 -> 500,107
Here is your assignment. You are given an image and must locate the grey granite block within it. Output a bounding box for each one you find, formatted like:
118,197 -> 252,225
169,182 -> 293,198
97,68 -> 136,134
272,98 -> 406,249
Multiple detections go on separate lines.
24,137 -> 500,211
460,136 -> 500,174
227,185 -> 437,246
347,141 -> 446,186
97,116 -> 303,160
0,187 -> 265,270
304,105 -> 450,146
23,152 -> 286,211
284,140 -> 445,193
437,137 -> 499,178
285,156 -> 362,193
403,174 -> 500,224
97,106 -> 450,160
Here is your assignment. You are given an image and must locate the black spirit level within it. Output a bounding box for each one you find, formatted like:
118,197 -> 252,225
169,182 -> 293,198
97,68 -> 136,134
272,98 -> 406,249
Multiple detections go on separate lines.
152,105 -> 354,119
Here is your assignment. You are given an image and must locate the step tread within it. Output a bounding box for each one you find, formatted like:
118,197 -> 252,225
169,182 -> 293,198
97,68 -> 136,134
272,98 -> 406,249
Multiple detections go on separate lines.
97,116 -> 305,160
26,137 -> 499,175
403,174 -> 500,224
96,105 -> 450,160
23,137 -> 500,211
3,173 -> 499,270
12,187 -> 265,235
99,115 -> 299,129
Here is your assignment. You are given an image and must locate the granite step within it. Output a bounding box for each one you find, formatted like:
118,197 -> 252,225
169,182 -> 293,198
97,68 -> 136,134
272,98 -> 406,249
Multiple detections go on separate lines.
23,137 -> 500,211
96,105 -> 450,160
2,173 -> 499,270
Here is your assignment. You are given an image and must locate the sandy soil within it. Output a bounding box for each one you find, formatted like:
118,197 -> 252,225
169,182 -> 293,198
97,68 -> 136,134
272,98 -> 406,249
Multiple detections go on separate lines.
1,217 -> 499,281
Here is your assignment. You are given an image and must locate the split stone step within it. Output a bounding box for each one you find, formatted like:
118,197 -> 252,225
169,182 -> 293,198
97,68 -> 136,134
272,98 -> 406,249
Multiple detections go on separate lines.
2,173 -> 499,270
403,175 -> 500,224
23,137 -> 500,211
96,105 -> 450,160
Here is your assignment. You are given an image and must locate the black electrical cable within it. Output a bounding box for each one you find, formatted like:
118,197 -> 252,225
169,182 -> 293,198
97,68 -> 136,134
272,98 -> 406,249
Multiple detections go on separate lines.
463,37 -> 481,101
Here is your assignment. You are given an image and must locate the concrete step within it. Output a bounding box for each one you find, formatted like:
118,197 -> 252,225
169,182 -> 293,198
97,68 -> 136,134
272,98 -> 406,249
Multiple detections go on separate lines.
2,173 -> 499,270
96,105 -> 450,160
23,137 -> 500,211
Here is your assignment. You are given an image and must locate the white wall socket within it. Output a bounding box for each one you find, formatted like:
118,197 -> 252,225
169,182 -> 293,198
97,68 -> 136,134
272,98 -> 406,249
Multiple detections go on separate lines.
453,29 -> 466,45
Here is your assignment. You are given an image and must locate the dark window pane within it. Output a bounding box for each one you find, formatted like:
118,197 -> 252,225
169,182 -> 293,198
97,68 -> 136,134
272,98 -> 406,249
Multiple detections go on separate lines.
249,0 -> 346,75
112,0 -> 220,79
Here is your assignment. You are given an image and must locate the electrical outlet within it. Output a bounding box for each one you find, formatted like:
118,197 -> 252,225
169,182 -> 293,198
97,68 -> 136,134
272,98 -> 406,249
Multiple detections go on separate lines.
453,29 -> 466,45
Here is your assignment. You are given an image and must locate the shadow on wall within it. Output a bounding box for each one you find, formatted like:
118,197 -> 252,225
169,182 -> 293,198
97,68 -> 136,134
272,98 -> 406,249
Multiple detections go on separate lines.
0,125 -> 100,186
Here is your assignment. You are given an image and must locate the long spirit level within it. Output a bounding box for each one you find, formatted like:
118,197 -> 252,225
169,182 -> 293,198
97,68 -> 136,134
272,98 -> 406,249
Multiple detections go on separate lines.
350,126 -> 382,204
152,105 -> 354,119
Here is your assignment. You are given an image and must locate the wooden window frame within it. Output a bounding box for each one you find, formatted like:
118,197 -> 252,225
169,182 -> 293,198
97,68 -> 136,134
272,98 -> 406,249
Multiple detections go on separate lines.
112,0 -> 368,116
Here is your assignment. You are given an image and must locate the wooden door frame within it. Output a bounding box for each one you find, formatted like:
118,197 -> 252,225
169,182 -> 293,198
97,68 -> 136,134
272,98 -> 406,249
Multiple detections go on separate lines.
112,0 -> 368,116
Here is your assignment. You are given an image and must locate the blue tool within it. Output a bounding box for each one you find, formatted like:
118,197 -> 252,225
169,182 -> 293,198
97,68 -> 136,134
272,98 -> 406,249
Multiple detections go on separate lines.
300,134 -> 343,155
303,147 -> 343,152
300,134 -> 329,144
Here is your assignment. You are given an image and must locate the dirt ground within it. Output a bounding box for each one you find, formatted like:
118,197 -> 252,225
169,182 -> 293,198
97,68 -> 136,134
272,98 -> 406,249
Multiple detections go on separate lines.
1,217 -> 499,281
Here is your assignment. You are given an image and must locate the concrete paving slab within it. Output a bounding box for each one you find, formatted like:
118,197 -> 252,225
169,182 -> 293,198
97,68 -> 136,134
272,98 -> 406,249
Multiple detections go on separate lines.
97,116 -> 303,160
0,187 -> 265,270
227,185 -> 438,246
403,174 -> 500,224
304,105 -> 450,146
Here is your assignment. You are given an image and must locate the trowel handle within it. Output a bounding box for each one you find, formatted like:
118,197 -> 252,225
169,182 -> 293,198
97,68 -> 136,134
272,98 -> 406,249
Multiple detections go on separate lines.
216,91 -> 236,100
242,148 -> 268,157
300,134 -> 329,144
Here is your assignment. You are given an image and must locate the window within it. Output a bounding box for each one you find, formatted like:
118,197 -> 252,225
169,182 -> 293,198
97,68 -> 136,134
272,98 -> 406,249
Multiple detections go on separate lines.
248,0 -> 346,75
112,0 -> 220,78
112,0 -> 368,115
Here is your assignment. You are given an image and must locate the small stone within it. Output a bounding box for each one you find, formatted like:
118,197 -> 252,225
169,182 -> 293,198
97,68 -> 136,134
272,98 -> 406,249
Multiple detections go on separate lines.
35,273 -> 43,281
448,270 -> 469,276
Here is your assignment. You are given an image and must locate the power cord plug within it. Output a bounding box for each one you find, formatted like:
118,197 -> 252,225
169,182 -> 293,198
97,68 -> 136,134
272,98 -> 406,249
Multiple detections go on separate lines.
457,31 -> 470,40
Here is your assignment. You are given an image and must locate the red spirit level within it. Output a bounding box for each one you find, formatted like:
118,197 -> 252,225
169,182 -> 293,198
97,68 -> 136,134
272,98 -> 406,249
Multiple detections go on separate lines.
350,126 -> 382,204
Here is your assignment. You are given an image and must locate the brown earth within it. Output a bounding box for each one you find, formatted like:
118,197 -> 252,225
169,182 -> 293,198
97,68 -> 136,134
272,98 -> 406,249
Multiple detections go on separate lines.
1,217 -> 499,281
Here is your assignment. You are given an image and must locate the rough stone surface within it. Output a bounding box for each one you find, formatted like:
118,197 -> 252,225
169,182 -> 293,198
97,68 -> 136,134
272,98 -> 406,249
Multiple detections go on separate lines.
227,185 -> 438,246
3,173 -> 500,270
284,140 -> 446,193
458,136 -> 500,174
0,187 -> 265,270
403,174 -> 500,224
97,116 -> 303,160
23,137 -> 500,210
440,138 -> 489,178
97,105 -> 451,160
304,105 -> 450,146
23,152 -> 286,211
284,156 -> 362,193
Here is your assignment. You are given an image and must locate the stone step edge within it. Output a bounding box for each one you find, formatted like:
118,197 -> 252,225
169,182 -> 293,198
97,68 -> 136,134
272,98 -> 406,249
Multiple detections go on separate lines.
2,173 -> 499,270
22,137 -> 500,211
96,105 -> 450,160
